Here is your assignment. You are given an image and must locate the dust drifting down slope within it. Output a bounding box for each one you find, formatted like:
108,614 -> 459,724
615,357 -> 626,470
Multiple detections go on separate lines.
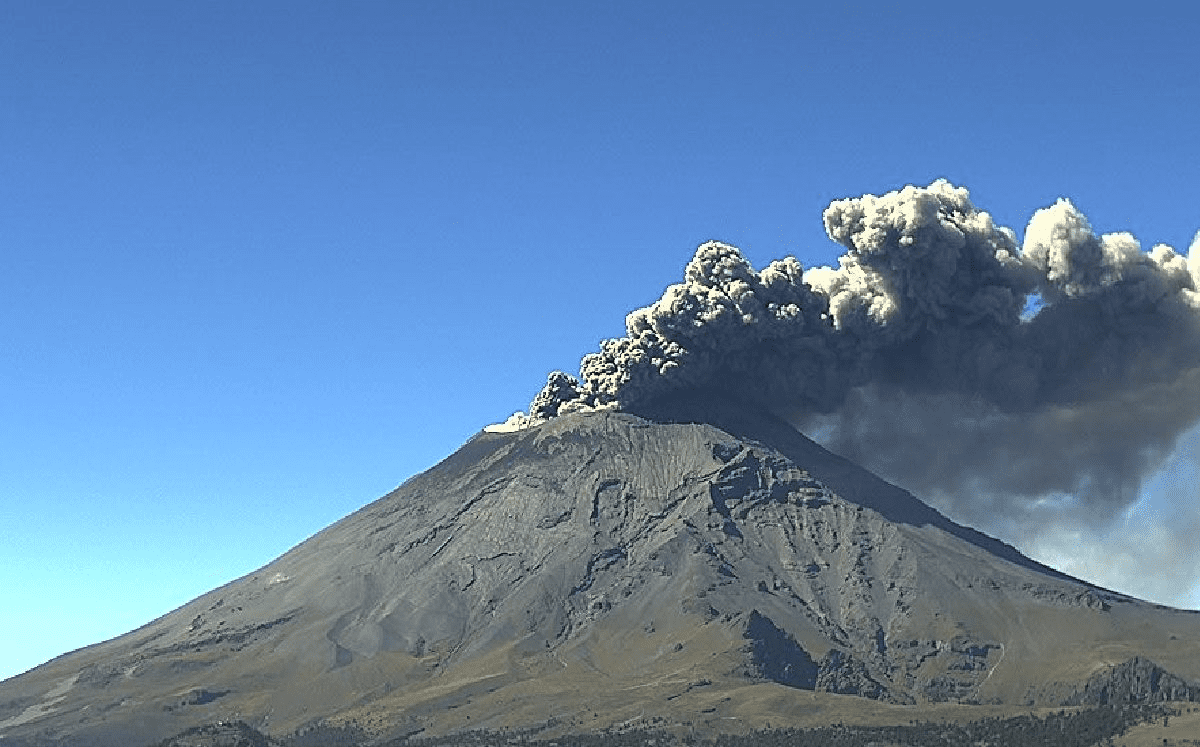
518,181 -> 1200,594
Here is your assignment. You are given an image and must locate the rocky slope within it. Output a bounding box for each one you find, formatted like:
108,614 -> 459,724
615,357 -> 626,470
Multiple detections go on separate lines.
2,406 -> 1199,745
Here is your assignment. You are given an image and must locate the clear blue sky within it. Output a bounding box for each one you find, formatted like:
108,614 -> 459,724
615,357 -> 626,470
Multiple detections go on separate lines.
2,1 -> 1198,682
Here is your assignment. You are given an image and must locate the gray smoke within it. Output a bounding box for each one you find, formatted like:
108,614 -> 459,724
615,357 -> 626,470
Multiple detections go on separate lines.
526,181 -> 1200,587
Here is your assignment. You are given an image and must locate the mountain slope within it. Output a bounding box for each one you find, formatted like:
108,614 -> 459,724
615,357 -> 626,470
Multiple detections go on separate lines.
3,408 -> 1199,745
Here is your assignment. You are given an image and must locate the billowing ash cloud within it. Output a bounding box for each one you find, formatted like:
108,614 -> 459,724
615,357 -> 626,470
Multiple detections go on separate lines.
531,180 -> 1200,420
521,181 -> 1200,579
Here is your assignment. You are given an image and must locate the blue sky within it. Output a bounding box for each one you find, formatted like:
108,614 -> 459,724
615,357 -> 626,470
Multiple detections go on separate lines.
2,2 -> 1198,682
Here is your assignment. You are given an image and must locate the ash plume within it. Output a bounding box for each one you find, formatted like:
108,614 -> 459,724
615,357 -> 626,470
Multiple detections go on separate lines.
525,180 -> 1200,575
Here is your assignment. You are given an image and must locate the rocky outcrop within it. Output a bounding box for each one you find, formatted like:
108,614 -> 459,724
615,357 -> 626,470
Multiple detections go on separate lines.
152,721 -> 280,747
739,610 -> 818,688
1067,657 -> 1200,705
815,649 -> 894,701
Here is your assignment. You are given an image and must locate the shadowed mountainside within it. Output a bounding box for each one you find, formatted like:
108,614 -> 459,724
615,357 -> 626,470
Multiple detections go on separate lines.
2,407 -> 1199,746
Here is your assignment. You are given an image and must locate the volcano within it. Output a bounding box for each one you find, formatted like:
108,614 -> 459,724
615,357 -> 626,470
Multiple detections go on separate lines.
3,404 -> 1199,746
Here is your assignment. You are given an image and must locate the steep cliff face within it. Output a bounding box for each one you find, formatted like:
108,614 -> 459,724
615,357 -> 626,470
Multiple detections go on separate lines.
3,409 -> 1199,746
1067,657 -> 1200,705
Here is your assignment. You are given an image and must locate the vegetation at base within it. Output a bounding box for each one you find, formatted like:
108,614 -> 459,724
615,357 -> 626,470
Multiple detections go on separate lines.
704,704 -> 1171,747
152,719 -> 280,747
151,704 -> 1177,747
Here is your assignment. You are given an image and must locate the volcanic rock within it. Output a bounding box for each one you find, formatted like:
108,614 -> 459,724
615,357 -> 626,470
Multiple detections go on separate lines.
1066,656 -> 1200,706
2,406 -> 1199,745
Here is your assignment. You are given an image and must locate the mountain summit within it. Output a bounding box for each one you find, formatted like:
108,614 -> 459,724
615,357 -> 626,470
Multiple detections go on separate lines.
3,406 -> 1199,745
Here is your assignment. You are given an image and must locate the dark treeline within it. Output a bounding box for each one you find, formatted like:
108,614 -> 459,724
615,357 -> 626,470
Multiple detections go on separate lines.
151,703 -> 1176,747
